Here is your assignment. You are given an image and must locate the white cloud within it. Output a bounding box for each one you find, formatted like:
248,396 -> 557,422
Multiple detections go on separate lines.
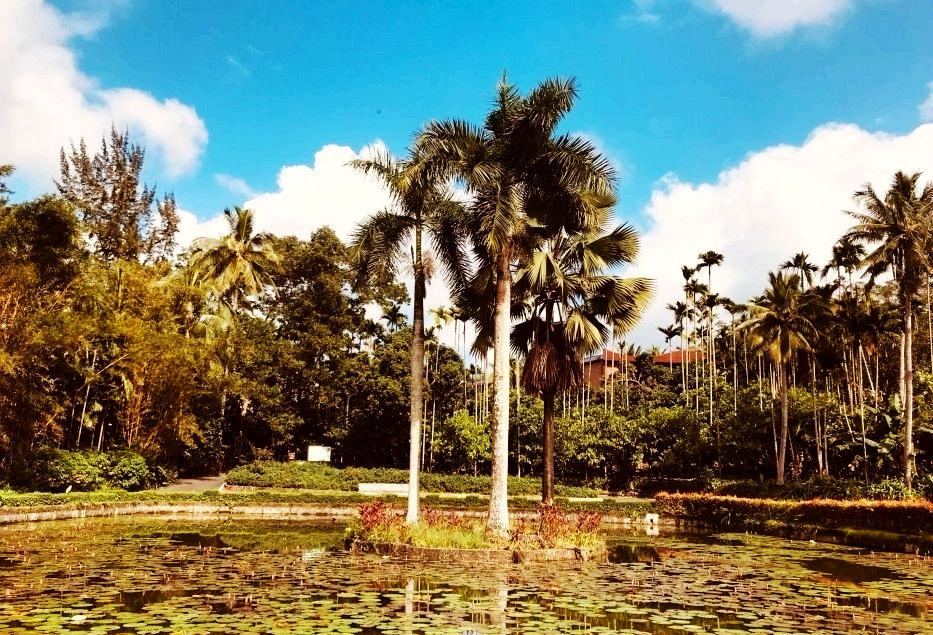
628,122 -> 933,345
920,82 -> 933,123
241,142 -> 394,242
0,0 -> 207,190
696,0 -> 854,37
214,173 -> 257,198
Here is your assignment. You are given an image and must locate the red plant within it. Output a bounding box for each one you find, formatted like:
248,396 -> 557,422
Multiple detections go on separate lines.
357,499 -> 404,532
421,505 -> 463,529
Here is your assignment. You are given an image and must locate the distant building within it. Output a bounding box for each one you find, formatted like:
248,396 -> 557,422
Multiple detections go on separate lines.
652,348 -> 706,367
582,349 -> 636,387
582,348 -> 706,387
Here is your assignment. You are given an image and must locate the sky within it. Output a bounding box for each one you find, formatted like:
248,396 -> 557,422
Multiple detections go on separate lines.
3,0 -> 933,348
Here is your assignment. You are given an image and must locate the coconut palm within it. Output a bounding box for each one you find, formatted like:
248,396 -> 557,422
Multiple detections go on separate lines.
188,207 -> 279,312
349,148 -> 468,523
416,76 -> 614,535
511,208 -> 652,501
845,171 -> 933,488
741,272 -> 827,485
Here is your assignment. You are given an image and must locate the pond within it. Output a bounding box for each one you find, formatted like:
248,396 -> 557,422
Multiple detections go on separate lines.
0,515 -> 931,633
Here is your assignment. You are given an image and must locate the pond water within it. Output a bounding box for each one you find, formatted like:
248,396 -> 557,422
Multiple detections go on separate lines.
1,516 -> 931,634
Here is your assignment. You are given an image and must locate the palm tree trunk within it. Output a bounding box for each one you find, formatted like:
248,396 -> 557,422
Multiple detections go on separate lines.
488,248 -> 511,536
542,390 -> 555,502
904,303 -> 915,489
777,362 -> 789,486
407,232 -> 425,524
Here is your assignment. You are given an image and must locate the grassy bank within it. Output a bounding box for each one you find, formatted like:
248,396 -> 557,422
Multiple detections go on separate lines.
225,461 -> 600,497
0,489 -> 653,519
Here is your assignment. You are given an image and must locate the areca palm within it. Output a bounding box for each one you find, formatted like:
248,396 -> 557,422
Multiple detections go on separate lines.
416,76 -> 614,535
845,171 -> 933,487
781,252 -> 818,289
188,206 -> 279,312
349,148 -> 468,524
741,272 -> 827,485
512,209 -> 652,501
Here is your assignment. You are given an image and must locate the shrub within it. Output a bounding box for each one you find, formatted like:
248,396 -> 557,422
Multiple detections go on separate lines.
24,448 -> 169,492
30,448 -> 106,492
225,460 -> 600,497
655,492 -> 933,534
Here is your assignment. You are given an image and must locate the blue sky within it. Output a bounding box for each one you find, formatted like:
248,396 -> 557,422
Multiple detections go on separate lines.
4,0 -> 933,344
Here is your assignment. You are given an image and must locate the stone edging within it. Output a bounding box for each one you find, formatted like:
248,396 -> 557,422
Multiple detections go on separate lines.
0,503 -> 359,526
350,540 -> 597,563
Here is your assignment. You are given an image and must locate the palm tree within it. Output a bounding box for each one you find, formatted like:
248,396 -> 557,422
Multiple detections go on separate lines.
741,272 -> 827,485
349,148 -> 468,523
658,325 -> 680,372
512,209 -> 651,501
381,304 -> 406,333
416,76 -> 614,535
845,171 -> 933,488
781,252 -> 818,289
188,207 -> 279,312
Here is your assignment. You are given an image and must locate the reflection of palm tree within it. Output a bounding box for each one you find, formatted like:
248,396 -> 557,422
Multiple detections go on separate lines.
512,209 -> 651,501
417,76 -> 614,535
845,171 -> 933,487
742,272 -> 827,485
188,207 -> 279,312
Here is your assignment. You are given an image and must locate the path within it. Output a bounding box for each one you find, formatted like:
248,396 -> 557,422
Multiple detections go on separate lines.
159,475 -> 225,492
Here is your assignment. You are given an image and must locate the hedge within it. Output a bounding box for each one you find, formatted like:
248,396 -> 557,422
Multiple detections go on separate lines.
225,461 -> 600,497
655,492 -> 933,535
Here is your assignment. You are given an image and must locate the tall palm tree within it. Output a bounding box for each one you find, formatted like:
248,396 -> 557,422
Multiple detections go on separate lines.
741,272 -> 827,485
781,252 -> 818,289
658,324 -> 680,372
381,304 -> 406,333
350,148 -> 468,524
512,209 -> 652,501
416,76 -> 614,535
845,171 -> 933,488
188,207 -> 279,312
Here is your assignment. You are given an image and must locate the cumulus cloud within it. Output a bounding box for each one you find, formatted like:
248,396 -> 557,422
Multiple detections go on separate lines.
240,142 -> 393,242
920,82 -> 933,123
628,122 -> 933,345
215,173 -> 257,198
695,0 -> 854,37
0,0 -> 207,189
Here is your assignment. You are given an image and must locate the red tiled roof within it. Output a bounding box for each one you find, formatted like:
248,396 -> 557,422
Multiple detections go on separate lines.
653,348 -> 705,364
585,349 -> 637,364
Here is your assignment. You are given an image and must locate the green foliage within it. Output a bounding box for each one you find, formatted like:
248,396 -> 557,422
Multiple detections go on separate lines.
656,492 -> 933,535
25,448 -> 169,492
225,460 -> 600,497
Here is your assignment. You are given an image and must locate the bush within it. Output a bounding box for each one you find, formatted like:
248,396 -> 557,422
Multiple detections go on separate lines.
225,461 -> 600,497
655,492 -> 933,534
25,448 -> 170,492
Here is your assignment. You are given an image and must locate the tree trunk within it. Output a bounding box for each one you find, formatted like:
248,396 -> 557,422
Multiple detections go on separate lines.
777,362 -> 789,486
407,230 -> 425,524
904,303 -> 915,489
541,390 -> 555,502
487,247 -> 511,536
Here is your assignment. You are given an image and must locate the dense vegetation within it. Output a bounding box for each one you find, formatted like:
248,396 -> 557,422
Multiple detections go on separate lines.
2,80 -> 933,511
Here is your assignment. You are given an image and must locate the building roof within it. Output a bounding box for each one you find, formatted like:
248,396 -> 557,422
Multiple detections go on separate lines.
653,348 -> 706,364
583,349 -> 637,364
